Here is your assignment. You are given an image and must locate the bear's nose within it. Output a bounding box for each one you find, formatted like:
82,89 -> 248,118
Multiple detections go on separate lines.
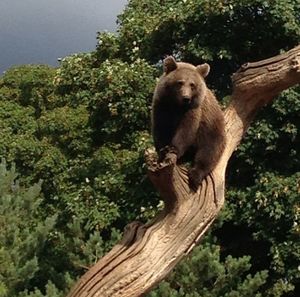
183,96 -> 191,104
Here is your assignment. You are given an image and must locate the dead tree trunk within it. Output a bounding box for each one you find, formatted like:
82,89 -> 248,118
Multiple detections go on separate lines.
67,45 -> 300,297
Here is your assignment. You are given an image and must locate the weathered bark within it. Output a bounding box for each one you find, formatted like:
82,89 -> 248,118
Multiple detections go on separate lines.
67,45 -> 300,297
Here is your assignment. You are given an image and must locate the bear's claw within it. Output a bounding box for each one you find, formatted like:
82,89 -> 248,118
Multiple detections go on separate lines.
188,168 -> 204,192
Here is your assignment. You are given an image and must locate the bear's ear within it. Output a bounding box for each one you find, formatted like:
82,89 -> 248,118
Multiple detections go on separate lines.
196,63 -> 210,78
163,56 -> 177,74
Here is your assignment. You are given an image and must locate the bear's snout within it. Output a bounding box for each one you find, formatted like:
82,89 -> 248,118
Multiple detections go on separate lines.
182,96 -> 191,104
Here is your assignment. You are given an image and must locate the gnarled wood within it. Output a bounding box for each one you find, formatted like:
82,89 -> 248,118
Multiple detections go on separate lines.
67,45 -> 300,297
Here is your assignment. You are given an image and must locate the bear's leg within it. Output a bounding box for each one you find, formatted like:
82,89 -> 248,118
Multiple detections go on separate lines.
188,150 -> 210,191
171,114 -> 199,159
188,132 -> 225,191
152,106 -> 181,161
171,132 -> 191,159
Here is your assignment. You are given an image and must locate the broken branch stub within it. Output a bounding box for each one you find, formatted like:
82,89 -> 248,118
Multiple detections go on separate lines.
67,45 -> 300,297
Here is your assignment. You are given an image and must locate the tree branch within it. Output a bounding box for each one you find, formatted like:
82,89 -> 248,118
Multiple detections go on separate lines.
67,45 -> 300,297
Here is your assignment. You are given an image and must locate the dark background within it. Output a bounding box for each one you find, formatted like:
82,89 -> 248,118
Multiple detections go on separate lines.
0,0 -> 127,74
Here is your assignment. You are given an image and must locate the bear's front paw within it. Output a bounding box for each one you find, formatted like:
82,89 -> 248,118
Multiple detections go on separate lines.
188,168 -> 204,192
162,151 -> 177,166
158,145 -> 178,163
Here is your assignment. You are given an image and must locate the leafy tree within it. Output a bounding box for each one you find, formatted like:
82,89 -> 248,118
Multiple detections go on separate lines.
0,159 -> 57,296
0,65 -> 56,113
148,241 -> 269,297
0,0 -> 299,296
116,0 -> 300,93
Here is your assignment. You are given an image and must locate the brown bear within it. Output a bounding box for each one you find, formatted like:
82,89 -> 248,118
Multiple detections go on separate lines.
151,56 -> 225,191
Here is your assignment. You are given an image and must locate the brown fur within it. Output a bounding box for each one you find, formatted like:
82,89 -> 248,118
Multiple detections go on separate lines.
151,56 -> 225,190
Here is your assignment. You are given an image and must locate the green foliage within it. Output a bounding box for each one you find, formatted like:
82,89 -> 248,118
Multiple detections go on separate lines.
0,65 -> 56,112
149,242 -> 268,297
19,282 -> 64,297
223,173 -> 300,296
116,0 -> 300,92
0,0 -> 299,296
38,105 -> 93,155
54,53 -> 97,100
230,86 -> 300,186
96,32 -> 121,61
0,159 -> 57,297
87,59 -> 156,144
0,101 -> 38,172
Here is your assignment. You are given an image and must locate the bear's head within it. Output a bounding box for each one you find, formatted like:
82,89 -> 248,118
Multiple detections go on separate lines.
161,56 -> 210,109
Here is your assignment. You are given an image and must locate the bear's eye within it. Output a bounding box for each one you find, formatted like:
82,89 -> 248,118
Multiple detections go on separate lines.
176,80 -> 184,86
190,82 -> 196,89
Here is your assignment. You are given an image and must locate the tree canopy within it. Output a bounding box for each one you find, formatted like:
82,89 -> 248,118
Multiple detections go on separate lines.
0,0 -> 299,296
